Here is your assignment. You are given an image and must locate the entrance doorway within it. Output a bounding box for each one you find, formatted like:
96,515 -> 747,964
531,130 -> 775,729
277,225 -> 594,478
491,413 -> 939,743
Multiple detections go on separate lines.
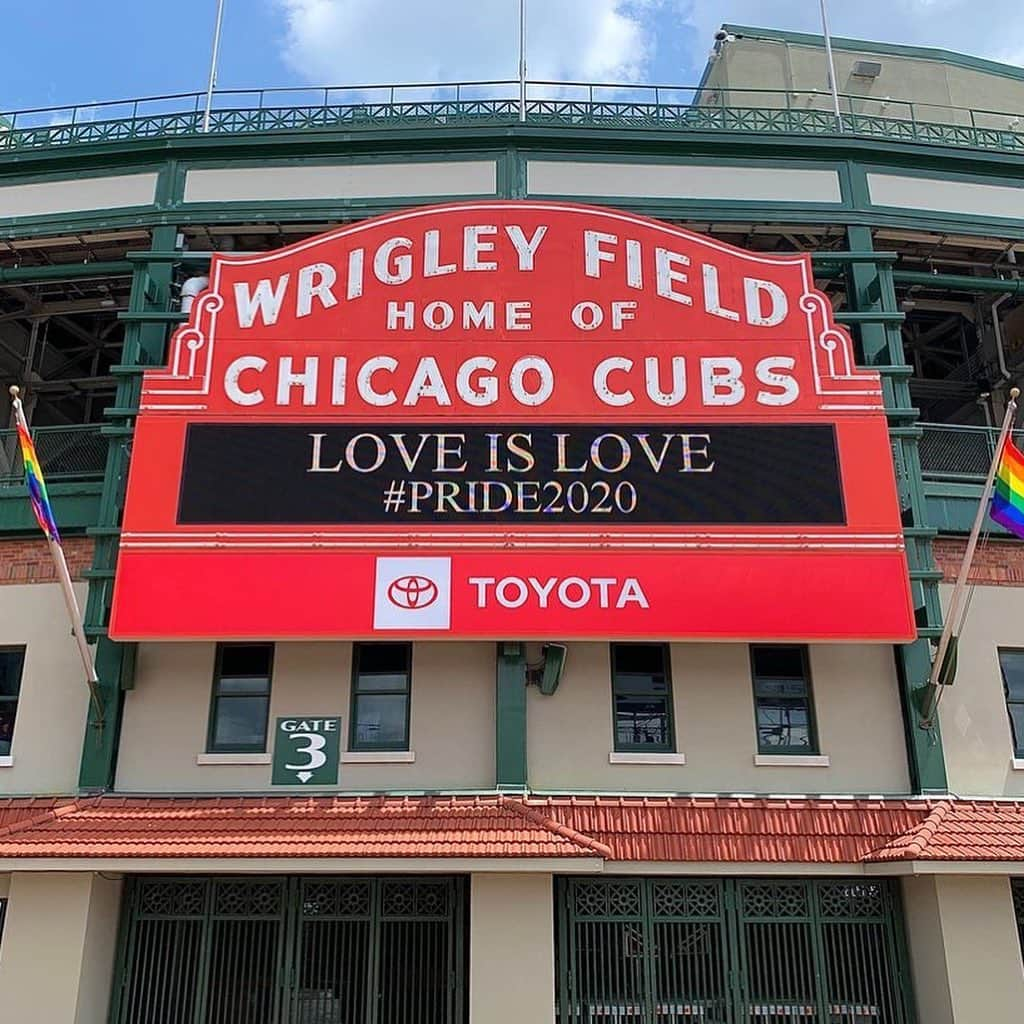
111,875 -> 466,1024
556,877 -> 915,1024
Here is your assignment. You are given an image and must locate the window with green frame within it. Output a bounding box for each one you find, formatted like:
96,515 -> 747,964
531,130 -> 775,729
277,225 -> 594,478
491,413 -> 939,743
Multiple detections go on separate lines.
350,643 -> 412,751
999,649 -> 1024,757
751,645 -> 819,755
611,643 -> 674,752
0,648 -> 25,757
207,643 -> 274,753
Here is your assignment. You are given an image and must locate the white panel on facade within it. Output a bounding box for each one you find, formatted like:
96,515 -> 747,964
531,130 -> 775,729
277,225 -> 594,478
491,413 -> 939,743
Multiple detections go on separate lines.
0,173 -> 158,219
527,160 -> 843,203
183,160 -> 498,203
868,172 -> 1024,219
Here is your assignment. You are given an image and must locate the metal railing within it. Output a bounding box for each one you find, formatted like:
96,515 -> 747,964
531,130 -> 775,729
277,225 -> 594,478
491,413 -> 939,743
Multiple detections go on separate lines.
918,422 -> 1024,481
3,79 -> 1024,154
0,423 -> 106,486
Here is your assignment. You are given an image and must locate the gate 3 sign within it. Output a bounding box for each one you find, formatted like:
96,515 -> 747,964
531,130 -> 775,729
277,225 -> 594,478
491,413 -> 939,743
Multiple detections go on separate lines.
272,717 -> 341,786
109,202 -> 915,642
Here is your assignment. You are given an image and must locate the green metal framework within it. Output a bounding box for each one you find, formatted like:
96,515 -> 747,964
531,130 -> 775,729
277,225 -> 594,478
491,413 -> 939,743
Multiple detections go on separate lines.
110,875 -> 467,1024
556,876 -> 915,1024
5,82 -> 1024,156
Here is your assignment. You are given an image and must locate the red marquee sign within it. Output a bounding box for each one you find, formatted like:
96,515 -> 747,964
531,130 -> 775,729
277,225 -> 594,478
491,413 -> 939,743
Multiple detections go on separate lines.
109,202 -> 915,641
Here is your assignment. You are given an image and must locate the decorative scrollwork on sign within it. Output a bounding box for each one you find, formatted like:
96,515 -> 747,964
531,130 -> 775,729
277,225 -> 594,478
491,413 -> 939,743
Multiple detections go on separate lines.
140,290 -> 224,406
798,291 -> 883,407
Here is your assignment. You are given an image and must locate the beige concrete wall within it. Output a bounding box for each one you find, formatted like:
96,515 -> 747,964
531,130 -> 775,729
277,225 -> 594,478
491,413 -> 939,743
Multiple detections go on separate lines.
527,160 -> 842,203
183,160 -> 497,203
0,582 -> 91,794
0,172 -> 158,219
116,641 -> 495,791
528,642 -> 910,793
0,871 -> 123,1024
470,873 -> 554,1024
903,874 -> 1024,1024
938,584 -> 1024,797
706,36 -> 1024,130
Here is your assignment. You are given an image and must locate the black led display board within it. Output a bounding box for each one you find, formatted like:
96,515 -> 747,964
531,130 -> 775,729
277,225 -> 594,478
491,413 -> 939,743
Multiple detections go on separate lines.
178,422 -> 844,526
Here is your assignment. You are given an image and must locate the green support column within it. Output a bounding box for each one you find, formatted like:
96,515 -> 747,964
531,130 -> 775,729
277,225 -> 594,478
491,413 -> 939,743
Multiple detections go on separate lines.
844,225 -> 947,794
495,642 -> 528,791
78,225 -> 178,792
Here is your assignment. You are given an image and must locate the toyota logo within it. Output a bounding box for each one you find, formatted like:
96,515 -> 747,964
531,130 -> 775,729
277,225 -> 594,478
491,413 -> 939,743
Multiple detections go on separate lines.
387,575 -> 439,610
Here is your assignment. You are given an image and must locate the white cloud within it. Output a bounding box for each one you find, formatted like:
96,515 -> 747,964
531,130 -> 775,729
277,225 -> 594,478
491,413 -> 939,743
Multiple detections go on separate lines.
274,0 -> 673,87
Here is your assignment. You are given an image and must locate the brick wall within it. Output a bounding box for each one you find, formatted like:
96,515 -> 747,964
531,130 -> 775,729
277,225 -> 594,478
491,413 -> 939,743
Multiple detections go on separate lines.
4,534 -> 1021,588
0,536 -> 94,584
933,536 -> 1024,586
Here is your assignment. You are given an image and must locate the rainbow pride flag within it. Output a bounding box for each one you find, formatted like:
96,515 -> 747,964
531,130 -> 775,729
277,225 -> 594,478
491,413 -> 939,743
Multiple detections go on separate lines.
15,421 -> 60,541
991,435 -> 1024,539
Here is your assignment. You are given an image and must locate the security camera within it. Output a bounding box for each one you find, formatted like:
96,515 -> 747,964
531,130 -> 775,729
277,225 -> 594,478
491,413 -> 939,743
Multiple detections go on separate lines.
714,30 -> 728,41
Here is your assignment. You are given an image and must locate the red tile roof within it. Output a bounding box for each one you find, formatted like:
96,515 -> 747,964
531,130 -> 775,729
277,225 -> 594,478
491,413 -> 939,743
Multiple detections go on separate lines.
0,795 -> 611,860
0,794 -> 1023,863
0,797 -> 67,830
531,796 -> 930,863
866,800 -> 1024,862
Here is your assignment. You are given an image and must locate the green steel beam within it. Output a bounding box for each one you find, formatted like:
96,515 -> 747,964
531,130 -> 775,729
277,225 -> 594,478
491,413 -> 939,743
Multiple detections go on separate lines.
495,642 -> 528,791
0,261 -> 132,284
846,224 -> 947,794
78,224 -> 178,793
77,635 -> 127,791
0,481 -> 101,534
893,270 -> 1024,296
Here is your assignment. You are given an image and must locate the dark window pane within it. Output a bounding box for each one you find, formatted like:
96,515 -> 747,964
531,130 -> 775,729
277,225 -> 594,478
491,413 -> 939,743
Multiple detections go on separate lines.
219,644 -> 272,678
1001,651 -> 1024,702
212,696 -> 269,749
357,643 -> 409,675
216,676 -> 271,696
615,696 -> 670,748
757,700 -> 812,750
613,644 -> 665,677
753,645 -> 815,753
355,672 -> 409,693
0,706 -> 15,756
1009,703 -> 1024,756
614,674 -> 669,696
752,646 -> 805,679
754,678 -> 808,701
354,694 -> 408,747
0,650 -> 25,699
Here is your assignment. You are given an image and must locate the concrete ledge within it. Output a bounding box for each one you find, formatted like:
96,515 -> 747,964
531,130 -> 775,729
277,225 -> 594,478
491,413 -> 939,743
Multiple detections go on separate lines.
195,753 -> 271,766
342,751 -> 416,764
609,752 -> 687,765
753,754 -> 831,767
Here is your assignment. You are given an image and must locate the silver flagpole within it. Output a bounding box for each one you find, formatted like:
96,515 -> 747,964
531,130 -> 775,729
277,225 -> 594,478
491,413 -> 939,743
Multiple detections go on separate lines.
518,0 -> 527,122
818,0 -> 843,132
9,386 -> 102,720
925,387 -> 1020,704
202,0 -> 227,133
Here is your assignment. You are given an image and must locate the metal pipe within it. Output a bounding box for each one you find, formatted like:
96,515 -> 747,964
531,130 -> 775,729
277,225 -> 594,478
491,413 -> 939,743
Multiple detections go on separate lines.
0,261 -> 133,285
893,269 -> 1024,296
993,295 -> 1011,381
922,388 -> 1020,726
518,0 -> 527,122
202,0 -> 227,133
819,0 -> 843,132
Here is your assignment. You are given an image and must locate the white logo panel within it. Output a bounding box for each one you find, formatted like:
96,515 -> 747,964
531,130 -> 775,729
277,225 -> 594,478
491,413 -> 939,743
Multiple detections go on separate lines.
373,557 -> 452,630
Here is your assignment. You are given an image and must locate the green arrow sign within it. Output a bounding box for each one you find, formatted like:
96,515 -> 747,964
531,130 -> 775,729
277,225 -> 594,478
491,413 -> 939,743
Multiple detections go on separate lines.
271,716 -> 341,786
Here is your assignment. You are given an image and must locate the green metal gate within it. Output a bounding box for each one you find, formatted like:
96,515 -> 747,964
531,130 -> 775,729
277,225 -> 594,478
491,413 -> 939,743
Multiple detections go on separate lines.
110,876 -> 466,1024
557,877 -> 915,1024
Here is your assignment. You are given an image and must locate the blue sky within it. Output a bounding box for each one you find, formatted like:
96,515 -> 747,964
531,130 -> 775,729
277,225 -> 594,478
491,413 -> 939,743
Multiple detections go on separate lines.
5,0 -> 1024,114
